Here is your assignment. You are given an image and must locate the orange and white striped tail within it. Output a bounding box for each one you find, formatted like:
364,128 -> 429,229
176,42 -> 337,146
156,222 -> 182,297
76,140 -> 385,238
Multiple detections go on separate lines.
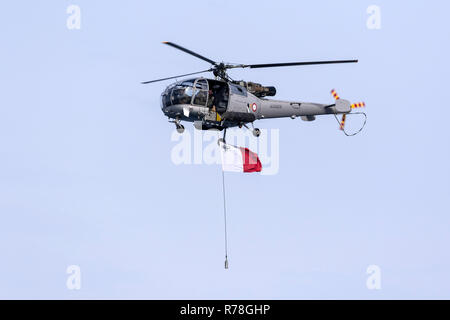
351,102 -> 365,109
331,89 -> 340,100
339,114 -> 347,130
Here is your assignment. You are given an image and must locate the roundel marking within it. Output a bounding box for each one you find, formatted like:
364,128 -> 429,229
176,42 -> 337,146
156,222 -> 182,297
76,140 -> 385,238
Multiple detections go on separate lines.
251,103 -> 257,112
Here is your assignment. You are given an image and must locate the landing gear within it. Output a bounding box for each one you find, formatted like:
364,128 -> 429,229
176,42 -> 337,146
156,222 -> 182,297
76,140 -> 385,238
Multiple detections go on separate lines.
176,124 -> 185,134
250,122 -> 261,138
242,122 -> 261,138
170,117 -> 185,134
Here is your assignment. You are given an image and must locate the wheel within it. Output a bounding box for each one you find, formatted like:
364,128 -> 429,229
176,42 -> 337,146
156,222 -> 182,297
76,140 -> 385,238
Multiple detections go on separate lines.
176,124 -> 185,134
253,128 -> 261,137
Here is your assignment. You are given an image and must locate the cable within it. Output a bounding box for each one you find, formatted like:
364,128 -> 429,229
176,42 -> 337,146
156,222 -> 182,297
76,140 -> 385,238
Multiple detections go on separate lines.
333,111 -> 367,137
221,169 -> 229,269
219,128 -> 229,269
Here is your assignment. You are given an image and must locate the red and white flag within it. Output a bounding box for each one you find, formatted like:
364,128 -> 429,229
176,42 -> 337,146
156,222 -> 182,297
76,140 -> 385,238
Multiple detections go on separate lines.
219,141 -> 262,173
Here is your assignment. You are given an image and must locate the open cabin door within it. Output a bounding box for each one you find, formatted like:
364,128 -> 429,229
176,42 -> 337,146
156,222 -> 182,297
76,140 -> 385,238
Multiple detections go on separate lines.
204,79 -> 229,122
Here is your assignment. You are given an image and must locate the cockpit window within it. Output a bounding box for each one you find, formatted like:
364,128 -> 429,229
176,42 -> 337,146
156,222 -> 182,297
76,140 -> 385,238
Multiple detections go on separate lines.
162,92 -> 171,107
172,85 -> 193,105
193,78 -> 209,106
161,79 -> 196,107
194,79 -> 208,90
180,79 -> 195,87
230,84 -> 247,97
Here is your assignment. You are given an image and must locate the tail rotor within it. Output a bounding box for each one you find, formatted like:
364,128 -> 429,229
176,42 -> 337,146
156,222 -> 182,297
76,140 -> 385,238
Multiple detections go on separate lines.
339,114 -> 347,131
331,89 -> 365,132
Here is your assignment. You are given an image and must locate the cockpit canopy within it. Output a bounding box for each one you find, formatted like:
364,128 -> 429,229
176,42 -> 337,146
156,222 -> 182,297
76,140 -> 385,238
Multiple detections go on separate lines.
161,78 -> 209,108
161,78 -> 236,111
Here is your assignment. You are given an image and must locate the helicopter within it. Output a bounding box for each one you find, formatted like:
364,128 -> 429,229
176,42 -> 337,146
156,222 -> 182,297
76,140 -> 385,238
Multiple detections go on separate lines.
142,42 -> 366,138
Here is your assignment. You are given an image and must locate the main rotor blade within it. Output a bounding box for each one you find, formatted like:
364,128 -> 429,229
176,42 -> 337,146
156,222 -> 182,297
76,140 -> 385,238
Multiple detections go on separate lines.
141,69 -> 212,84
242,60 -> 358,69
162,41 -> 217,66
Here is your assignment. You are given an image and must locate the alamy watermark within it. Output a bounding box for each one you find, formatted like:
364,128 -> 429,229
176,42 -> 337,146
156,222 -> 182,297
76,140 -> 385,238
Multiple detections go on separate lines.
66,265 -> 81,290
367,5 -> 381,30
66,5 -> 81,30
170,128 -> 280,175
366,265 -> 381,290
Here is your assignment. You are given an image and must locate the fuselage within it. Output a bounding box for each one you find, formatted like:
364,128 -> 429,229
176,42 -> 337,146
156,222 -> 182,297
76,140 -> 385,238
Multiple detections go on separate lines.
161,77 -> 350,130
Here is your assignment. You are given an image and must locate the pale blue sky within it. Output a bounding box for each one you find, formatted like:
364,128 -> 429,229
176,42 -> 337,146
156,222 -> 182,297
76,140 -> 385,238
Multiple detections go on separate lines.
0,0 -> 449,299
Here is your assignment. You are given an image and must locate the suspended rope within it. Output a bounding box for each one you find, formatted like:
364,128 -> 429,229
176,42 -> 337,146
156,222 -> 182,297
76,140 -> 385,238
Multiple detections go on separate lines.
221,169 -> 229,269
220,128 -> 229,269
333,111 -> 367,137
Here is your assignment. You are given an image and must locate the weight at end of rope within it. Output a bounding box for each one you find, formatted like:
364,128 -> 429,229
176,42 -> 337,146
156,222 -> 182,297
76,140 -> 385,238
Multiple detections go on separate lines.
225,257 -> 229,270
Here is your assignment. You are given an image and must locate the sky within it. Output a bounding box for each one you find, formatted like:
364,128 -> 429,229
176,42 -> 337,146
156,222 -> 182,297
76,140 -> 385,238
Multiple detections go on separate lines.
0,0 -> 449,299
